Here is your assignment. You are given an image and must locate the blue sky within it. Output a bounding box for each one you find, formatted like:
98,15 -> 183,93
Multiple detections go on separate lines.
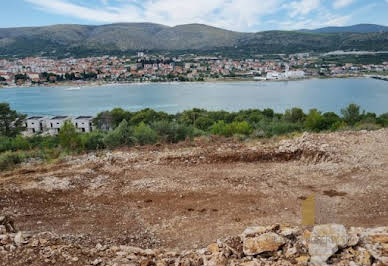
1,0 -> 388,31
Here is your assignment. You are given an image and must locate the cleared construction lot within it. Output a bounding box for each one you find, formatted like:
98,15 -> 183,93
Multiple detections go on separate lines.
1,129 -> 387,251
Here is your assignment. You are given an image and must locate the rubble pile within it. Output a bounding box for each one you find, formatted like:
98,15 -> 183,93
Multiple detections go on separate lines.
1,216 -> 387,265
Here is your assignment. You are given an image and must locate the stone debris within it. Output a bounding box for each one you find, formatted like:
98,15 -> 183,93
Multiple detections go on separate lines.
1,219 -> 387,266
309,224 -> 348,264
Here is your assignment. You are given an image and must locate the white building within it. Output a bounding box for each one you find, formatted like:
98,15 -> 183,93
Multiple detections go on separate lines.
266,70 -> 305,80
24,115 -> 95,135
73,116 -> 94,133
286,70 -> 305,79
25,116 -> 47,134
48,116 -> 71,135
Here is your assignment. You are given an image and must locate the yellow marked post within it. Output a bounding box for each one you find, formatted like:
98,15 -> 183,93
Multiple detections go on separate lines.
302,194 -> 315,226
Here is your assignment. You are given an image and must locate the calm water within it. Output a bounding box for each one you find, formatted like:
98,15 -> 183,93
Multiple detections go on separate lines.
0,78 -> 387,116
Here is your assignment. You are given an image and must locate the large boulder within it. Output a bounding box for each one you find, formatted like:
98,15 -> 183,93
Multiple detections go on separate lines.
243,232 -> 286,256
308,224 -> 348,264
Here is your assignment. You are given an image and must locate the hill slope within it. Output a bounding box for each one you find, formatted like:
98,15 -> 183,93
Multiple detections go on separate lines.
0,23 -> 388,57
300,24 -> 388,33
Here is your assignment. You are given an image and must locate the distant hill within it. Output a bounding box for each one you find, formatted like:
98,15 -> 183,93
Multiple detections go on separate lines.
300,24 -> 388,33
0,23 -> 388,57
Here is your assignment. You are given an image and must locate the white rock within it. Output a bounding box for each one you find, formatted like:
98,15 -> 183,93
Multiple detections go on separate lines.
243,232 -> 286,256
14,232 -> 24,247
308,224 -> 348,264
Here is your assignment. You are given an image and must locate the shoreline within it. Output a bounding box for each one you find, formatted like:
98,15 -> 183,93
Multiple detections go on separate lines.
0,74 -> 374,89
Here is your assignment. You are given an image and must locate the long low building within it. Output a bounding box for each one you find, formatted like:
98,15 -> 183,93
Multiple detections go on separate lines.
24,116 -> 94,135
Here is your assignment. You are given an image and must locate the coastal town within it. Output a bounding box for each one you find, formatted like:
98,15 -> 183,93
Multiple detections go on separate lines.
1,52 -> 387,87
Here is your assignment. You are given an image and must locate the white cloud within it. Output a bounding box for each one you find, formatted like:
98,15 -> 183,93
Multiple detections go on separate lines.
25,0 -> 285,31
25,0 -> 144,23
333,0 -> 356,9
24,0 -> 361,31
288,0 -> 321,17
275,13 -> 351,30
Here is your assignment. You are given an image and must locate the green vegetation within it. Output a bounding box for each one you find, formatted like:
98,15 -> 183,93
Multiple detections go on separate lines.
0,103 -> 26,137
0,103 -> 387,171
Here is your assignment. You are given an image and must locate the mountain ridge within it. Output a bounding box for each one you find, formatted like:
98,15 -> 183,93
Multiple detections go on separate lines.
1,23 -> 388,57
299,23 -> 388,33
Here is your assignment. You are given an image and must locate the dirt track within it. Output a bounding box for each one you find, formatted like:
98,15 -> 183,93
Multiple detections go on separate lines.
1,129 -> 388,251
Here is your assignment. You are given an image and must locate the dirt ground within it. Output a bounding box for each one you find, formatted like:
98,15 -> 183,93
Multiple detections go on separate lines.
1,129 -> 387,251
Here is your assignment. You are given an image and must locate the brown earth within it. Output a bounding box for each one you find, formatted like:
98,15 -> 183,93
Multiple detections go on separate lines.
1,129 -> 388,253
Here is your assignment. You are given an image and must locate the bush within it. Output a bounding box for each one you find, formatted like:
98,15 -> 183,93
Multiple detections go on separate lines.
176,124 -> 197,141
194,117 -> 214,131
152,120 -> 198,143
177,108 -> 207,125
354,122 -> 382,131
377,113 -> 388,127
284,108 -> 306,123
59,120 -> 82,152
103,119 -> 135,149
211,121 -> 252,137
210,121 -> 231,137
133,122 -> 158,145
130,109 -> 170,126
270,121 -> 303,136
330,121 -> 348,131
341,104 -> 361,126
322,112 -> 341,130
256,120 -> 303,137
305,109 -> 325,132
81,132 -> 106,151
262,108 -> 274,119
0,103 -> 26,137
360,112 -> 377,124
0,151 -> 24,171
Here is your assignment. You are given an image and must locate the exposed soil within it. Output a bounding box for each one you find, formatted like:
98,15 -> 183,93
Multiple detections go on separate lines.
1,129 -> 388,252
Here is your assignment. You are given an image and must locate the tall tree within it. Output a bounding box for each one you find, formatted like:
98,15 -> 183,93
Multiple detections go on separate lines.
341,104 -> 361,126
0,103 -> 26,137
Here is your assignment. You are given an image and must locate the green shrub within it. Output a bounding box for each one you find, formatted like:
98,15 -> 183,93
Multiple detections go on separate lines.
210,121 -> 230,137
360,112 -> 377,124
0,136 -> 12,152
176,124 -> 196,141
322,112 -> 341,130
271,121 -> 302,136
230,121 -> 253,135
377,113 -> 388,127
103,119 -> 135,149
194,117 -> 214,131
133,122 -> 158,145
208,111 -> 235,123
341,104 -> 361,126
0,151 -> 24,171
330,121 -> 348,131
256,120 -> 303,137
354,122 -> 382,131
152,121 -> 197,143
211,121 -> 252,137
284,108 -> 306,123
81,132 -> 106,151
305,109 -> 325,132
262,108 -> 274,119
130,109 -> 170,126
59,120 -> 82,152
177,108 -> 207,125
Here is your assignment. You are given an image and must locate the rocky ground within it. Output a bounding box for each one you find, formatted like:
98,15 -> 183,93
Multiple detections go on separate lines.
0,129 -> 388,265
1,216 -> 387,265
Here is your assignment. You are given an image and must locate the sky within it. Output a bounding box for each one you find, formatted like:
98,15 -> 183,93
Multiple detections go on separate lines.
1,0 -> 388,32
